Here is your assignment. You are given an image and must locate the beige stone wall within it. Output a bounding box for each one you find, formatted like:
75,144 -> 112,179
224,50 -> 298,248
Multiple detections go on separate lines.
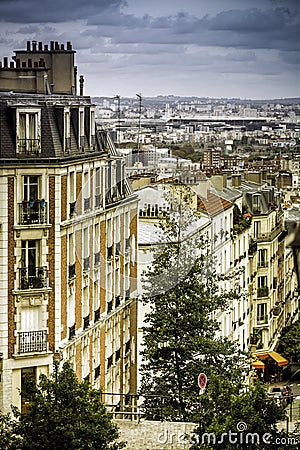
114,420 -> 197,450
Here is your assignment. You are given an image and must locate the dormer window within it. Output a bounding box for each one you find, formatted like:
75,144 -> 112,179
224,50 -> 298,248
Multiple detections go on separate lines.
16,108 -> 41,155
64,108 -> 71,152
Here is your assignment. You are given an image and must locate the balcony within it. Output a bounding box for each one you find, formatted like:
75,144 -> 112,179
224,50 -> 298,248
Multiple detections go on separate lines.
95,194 -> 101,208
84,197 -> 90,211
17,138 -> 40,156
69,324 -> 76,340
94,251 -> 100,266
107,245 -> 113,259
257,315 -> 268,325
107,300 -> 113,313
248,240 -> 257,256
18,201 -> 47,225
65,137 -> 71,152
68,263 -> 76,280
258,261 -> 268,268
19,266 -> 48,290
94,364 -> 100,380
257,286 -> 269,298
83,314 -> 90,330
83,256 -> 90,272
18,330 -> 47,354
94,307 -> 100,322
69,202 -> 76,218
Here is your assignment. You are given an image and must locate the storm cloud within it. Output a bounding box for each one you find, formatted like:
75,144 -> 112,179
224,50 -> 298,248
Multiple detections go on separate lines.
0,0 -> 299,98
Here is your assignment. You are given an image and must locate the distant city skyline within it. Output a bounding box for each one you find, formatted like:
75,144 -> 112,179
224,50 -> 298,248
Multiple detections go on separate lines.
0,0 -> 299,100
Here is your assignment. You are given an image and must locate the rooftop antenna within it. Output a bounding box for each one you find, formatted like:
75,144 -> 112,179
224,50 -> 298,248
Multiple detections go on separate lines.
136,93 -> 142,160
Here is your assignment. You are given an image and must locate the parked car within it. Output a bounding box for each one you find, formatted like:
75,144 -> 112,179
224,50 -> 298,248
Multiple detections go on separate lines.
267,385 -> 293,406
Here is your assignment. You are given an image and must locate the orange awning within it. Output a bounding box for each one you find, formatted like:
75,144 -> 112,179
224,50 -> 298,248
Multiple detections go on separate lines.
268,351 -> 289,367
253,351 -> 289,367
252,359 -> 265,369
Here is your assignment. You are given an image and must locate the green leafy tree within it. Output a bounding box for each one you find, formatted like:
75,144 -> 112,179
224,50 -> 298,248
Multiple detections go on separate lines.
277,319 -> 300,363
10,360 -> 125,450
140,190 -> 245,422
192,382 -> 291,449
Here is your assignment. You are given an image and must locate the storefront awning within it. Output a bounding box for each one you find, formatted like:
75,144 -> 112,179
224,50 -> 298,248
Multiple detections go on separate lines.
268,351 -> 289,367
253,351 -> 289,367
252,359 -> 265,369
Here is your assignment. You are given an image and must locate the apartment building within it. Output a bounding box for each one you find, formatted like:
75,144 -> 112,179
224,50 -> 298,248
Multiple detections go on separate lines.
0,41 -> 138,412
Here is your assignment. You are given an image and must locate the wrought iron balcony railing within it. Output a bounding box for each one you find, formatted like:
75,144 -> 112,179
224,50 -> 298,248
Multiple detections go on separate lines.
18,330 -> 47,354
17,138 -> 40,155
19,266 -> 48,290
18,201 -> 47,225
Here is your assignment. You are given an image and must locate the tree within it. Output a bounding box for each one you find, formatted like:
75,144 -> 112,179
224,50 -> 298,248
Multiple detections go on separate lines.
277,319 -> 300,363
139,189 -> 246,422
191,382 -> 291,449
8,360 -> 125,450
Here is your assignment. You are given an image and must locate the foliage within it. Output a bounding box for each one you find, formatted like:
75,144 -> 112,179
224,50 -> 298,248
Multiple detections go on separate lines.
0,412 -> 22,449
277,319 -> 300,363
231,204 -> 252,238
140,192 -> 246,422
5,360 -> 125,450
191,382 -> 291,449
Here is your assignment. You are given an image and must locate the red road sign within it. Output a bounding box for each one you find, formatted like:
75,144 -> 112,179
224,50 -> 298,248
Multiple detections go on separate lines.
198,373 -> 207,390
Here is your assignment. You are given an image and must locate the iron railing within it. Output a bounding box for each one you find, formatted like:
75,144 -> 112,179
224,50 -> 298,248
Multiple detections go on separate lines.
19,266 -> 48,290
17,138 -> 40,155
18,330 -> 47,353
18,201 -> 47,225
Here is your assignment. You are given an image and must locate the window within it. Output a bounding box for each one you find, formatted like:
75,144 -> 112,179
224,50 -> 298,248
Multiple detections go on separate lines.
64,109 -> 71,151
17,109 -> 41,155
258,249 -> 268,267
23,176 -> 39,201
79,109 -> 84,148
253,221 -> 261,238
95,167 -> 101,207
257,303 -> 267,323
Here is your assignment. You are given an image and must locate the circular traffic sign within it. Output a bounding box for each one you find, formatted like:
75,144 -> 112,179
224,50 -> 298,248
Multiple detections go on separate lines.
198,373 -> 207,390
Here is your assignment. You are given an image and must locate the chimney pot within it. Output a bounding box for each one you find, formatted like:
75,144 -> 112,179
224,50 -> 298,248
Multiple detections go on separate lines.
50,41 -> 54,51
10,61 -> 14,68
3,57 -> 8,68
27,41 -> 31,51
44,44 -> 48,51
67,41 -> 72,51
38,41 -> 43,51
32,40 -> 37,51
61,43 -> 65,50
55,41 -> 59,50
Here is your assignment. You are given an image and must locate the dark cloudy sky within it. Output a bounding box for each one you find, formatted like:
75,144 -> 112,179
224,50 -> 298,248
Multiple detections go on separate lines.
0,0 -> 299,99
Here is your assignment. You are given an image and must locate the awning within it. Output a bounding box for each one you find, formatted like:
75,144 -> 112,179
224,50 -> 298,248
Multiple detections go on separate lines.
268,351 -> 289,367
253,351 -> 289,367
252,359 -> 265,369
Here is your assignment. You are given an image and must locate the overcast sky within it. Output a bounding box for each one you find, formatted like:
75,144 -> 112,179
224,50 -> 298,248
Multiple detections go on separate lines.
0,0 -> 299,99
